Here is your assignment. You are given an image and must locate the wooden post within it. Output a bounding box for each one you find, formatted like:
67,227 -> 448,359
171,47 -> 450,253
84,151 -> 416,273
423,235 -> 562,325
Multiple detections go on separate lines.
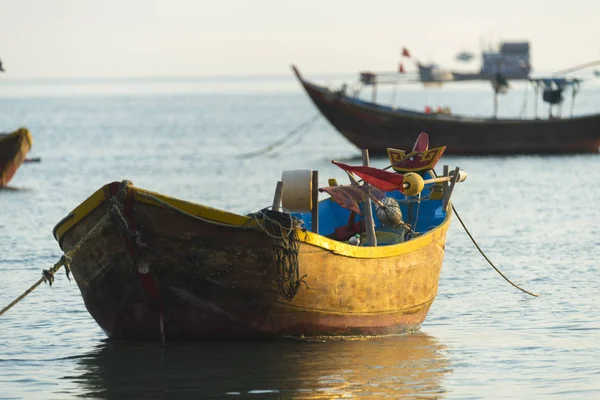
361,150 -> 377,246
311,171 -> 319,234
442,165 -> 450,211
272,181 -> 284,212
443,167 -> 461,211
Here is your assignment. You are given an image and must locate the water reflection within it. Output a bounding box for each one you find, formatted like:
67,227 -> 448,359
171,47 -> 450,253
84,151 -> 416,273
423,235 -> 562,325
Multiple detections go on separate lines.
67,333 -> 451,399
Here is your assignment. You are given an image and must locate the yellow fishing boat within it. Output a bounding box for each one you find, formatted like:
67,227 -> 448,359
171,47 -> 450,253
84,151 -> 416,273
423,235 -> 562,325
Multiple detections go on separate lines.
0,128 -> 32,187
53,133 -> 466,340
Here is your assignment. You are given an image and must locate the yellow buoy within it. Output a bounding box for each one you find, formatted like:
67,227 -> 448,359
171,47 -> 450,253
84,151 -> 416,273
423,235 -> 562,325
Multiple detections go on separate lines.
402,172 -> 425,196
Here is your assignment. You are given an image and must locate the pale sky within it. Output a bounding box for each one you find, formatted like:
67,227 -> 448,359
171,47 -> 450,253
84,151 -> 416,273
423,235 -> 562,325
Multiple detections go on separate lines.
0,0 -> 598,79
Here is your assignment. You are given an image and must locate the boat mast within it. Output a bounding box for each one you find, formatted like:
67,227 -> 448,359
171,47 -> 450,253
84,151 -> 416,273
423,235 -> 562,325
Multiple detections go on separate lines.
361,150 -> 377,246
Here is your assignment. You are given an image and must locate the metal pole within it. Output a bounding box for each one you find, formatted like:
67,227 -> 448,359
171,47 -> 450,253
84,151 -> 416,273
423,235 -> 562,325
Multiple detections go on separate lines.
311,171 -> 319,234
361,150 -> 377,246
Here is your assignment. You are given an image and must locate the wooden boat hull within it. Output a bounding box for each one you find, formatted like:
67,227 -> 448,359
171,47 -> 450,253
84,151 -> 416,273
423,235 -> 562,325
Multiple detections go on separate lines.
293,68 -> 600,155
0,128 -> 32,187
54,181 -> 450,340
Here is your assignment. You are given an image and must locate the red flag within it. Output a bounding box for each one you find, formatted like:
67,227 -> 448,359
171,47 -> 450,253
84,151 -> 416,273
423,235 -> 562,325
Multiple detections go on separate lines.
398,63 -> 405,73
332,161 -> 404,192
402,47 -> 411,58
412,132 -> 429,152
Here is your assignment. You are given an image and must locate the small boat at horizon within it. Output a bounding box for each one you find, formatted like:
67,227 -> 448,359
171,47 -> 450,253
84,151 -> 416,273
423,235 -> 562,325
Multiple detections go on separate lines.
53,134 -> 465,341
0,128 -> 32,187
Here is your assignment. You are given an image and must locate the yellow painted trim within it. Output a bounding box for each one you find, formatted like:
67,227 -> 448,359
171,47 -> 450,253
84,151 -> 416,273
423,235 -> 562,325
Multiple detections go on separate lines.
53,185 -> 112,241
1,127 -> 32,149
298,206 -> 452,258
54,182 -> 252,243
54,181 -> 452,261
20,128 -> 33,150
132,187 -> 250,226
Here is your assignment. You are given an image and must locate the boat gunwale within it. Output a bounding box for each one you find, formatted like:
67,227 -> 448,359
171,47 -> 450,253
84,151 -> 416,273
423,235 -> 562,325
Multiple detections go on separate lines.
54,182 -> 452,259
0,128 -> 33,186
300,75 -> 600,125
0,128 -> 32,148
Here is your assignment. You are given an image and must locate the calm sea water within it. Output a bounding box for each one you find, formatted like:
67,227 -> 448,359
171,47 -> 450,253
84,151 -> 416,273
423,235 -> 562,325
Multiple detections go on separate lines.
1,75 -> 599,399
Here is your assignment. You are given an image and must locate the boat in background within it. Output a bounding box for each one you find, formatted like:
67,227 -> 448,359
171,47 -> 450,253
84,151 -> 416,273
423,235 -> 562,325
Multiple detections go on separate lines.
53,134 -> 465,341
292,66 -> 600,155
0,128 -> 32,187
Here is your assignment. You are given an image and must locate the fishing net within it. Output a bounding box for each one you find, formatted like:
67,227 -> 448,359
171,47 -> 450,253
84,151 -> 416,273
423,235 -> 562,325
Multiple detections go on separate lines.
249,208 -> 307,301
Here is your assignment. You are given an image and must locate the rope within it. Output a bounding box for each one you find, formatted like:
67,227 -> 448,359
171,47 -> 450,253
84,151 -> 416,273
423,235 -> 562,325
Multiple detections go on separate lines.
0,255 -> 71,317
552,59 -> 600,75
237,113 -> 320,159
411,192 -> 422,233
0,212 -> 114,317
250,210 -> 293,240
452,205 -> 539,297
247,207 -> 307,301
413,169 -> 539,297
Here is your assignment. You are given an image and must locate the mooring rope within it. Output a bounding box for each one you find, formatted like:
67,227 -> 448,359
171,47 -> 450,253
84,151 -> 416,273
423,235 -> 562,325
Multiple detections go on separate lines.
373,165 -> 538,297
404,167 -> 539,297
0,212 -> 113,317
0,255 -> 71,317
237,113 -> 321,159
452,205 -> 539,297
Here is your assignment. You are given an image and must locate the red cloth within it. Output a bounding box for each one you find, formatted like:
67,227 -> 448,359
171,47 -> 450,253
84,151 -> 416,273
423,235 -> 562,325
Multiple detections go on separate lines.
332,161 -> 404,192
319,185 -> 386,215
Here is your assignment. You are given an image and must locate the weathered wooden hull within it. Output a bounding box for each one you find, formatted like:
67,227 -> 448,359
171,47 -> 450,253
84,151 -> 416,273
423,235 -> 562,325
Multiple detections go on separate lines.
293,69 -> 600,155
0,128 -> 32,187
54,181 -> 450,341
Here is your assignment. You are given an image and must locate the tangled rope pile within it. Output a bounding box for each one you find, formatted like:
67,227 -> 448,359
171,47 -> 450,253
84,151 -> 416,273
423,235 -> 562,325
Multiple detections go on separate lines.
134,191 -> 309,301
248,208 -> 307,301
